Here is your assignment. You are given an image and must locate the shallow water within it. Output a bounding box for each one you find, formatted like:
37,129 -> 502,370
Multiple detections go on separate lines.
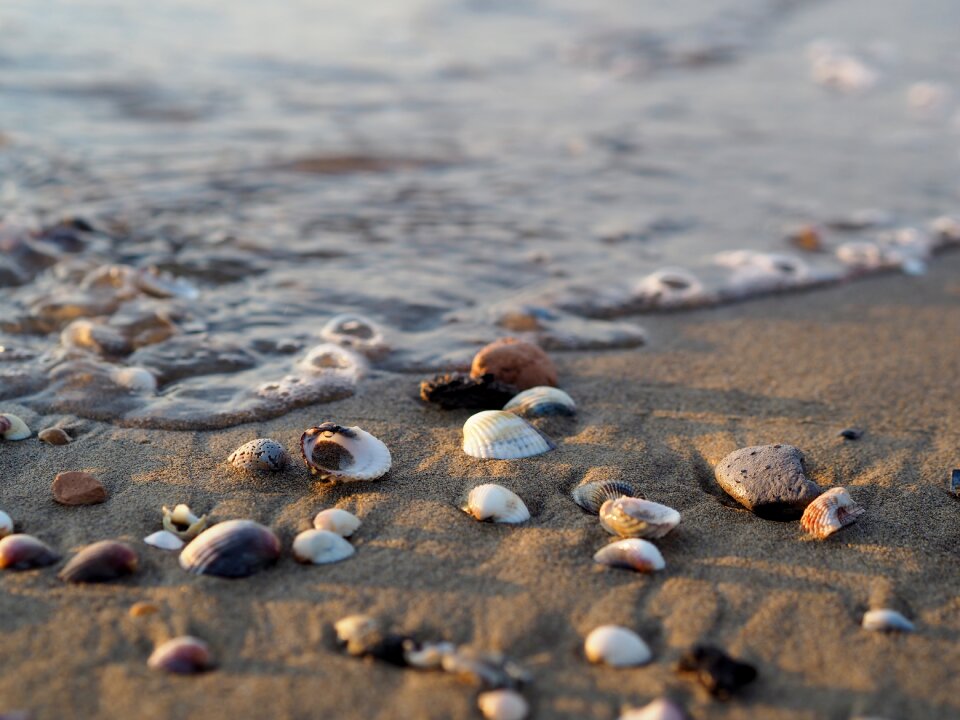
1,0 -> 958,427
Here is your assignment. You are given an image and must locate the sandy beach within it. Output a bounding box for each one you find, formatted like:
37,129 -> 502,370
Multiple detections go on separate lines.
2,254 -> 958,719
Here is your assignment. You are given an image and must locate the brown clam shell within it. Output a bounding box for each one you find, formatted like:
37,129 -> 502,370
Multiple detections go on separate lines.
58,540 -> 138,583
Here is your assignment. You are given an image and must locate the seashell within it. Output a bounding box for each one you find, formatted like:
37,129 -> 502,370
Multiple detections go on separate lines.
632,268 -> 706,308
800,487 -> 865,539
461,484 -> 530,524
292,529 -> 355,565
403,640 -> 457,670
676,645 -> 757,698
335,614 -> 383,655
420,372 -> 518,411
129,602 -> 160,618
593,539 -> 665,573
180,520 -> 281,578
147,636 -> 213,674
162,504 -> 208,541
38,427 -> 72,445
58,540 -> 138,583
144,530 -> 185,551
227,438 -> 289,472
320,313 -> 389,359
862,609 -> 915,633
0,510 -> 12,539
462,410 -> 556,460
0,413 -> 30,441
441,648 -> 531,690
571,480 -> 640,514
296,343 -> 366,380
312,508 -> 361,537
0,534 -> 60,570
478,689 -> 529,720
503,386 -> 576,418
619,699 -> 688,720
110,366 -> 157,394
599,498 -> 680,539
300,423 -> 391,481
584,625 -> 652,667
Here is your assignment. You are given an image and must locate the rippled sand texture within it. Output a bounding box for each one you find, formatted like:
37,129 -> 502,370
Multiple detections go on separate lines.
2,0 -> 960,427
2,255 -> 960,719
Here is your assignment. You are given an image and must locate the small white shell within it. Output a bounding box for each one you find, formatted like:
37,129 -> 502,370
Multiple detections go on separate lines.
477,689 -> 529,720
297,343 -> 366,380
320,314 -> 389,359
862,609 -> 915,633
504,386 -> 576,418
593,539 -> 665,573
162,504 -> 209,541
800,487 -> 864,539
632,268 -> 706,308
110,366 -> 157,394
619,698 -> 687,720
584,625 -> 652,667
228,438 -> 289,472
462,410 -> 556,460
300,423 -> 392,481
312,508 -> 361,537
335,614 -> 381,652
292,529 -> 355,564
144,530 -> 185,551
0,413 -> 31,441
0,511 -> 12,539
462,484 -> 530,524
599,498 -> 680,539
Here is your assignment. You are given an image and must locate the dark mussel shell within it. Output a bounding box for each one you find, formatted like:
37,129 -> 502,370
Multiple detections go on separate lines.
179,520 -> 281,578
58,541 -> 138,583
0,534 -> 60,570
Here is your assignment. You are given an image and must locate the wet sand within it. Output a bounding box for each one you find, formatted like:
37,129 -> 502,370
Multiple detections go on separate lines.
1,255 -> 959,720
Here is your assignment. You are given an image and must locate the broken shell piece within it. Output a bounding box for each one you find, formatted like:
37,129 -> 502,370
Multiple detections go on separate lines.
162,504 -> 208,541
0,510 -> 12,539
147,636 -> 213,674
584,625 -> 652,667
676,645 -> 757,699
38,427 -> 72,445
0,413 -> 30,441
599,498 -> 680,539
144,530 -> 185,552
800,487 -> 865,539
321,313 -> 389,359
441,648 -> 531,690
461,484 -> 530,524
292,529 -> 355,565
404,640 -> 457,670
179,520 -> 281,578
312,508 -> 361,537
478,689 -> 529,720
420,372 -> 518,410
571,480 -> 640,515
619,699 -> 688,720
862,609 -> 915,632
300,423 -> 391,481
462,410 -> 556,460
227,438 -> 288,472
503,386 -> 576,418
0,534 -> 60,570
593,539 -> 665,573
58,540 -> 138,583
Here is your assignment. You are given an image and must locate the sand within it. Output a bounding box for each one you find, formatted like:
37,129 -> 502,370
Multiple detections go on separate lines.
1,256 -> 959,720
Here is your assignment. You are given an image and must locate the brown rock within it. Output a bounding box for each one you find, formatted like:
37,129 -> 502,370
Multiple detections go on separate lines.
52,471 -> 107,506
470,338 -> 558,391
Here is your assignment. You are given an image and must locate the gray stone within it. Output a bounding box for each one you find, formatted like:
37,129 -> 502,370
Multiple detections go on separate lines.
714,444 -> 821,520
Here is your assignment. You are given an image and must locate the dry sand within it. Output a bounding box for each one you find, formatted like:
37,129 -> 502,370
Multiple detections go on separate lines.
2,256 -> 959,720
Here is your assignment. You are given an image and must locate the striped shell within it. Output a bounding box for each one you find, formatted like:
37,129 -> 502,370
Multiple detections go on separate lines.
0,534 -> 60,570
300,423 -> 392,481
0,510 -> 12,539
462,411 -> 556,460
571,480 -> 639,514
862,609 -> 915,632
599,498 -> 680,539
179,520 -> 281,578
503,386 -> 576,418
0,413 -> 30,441
462,484 -> 530,524
584,625 -> 652,667
148,636 -> 213,674
800,487 -> 864,539
313,508 -> 361,537
593,539 -> 665,573
227,438 -> 289,472
292,529 -> 355,564
58,541 -> 138,583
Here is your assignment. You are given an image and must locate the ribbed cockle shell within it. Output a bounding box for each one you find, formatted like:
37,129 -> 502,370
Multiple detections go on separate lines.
599,497 -> 680,539
300,423 -> 391,481
571,480 -> 640,514
503,386 -> 576,418
179,520 -> 281,578
462,410 -> 555,460
800,487 -> 864,539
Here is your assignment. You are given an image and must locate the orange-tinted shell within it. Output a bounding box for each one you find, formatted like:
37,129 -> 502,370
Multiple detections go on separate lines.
800,487 -> 864,539
470,338 -> 558,391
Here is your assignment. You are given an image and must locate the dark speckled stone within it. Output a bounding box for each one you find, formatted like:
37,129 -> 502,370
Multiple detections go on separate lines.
714,444 -> 821,520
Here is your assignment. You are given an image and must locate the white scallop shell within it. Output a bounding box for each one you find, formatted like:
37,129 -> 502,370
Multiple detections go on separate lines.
144,530 -> 185,551
599,498 -> 680,539
619,699 -> 687,720
462,410 -> 556,460
292,529 -> 355,564
0,511 -> 12,539
300,423 -> 392,481
477,689 -> 529,720
462,484 -> 530,524
0,413 -> 31,441
320,314 -> 389,359
862,609 -> 915,633
313,508 -> 361,537
593,539 -> 665,573
584,625 -> 652,667
800,487 -> 864,540
503,386 -> 576,418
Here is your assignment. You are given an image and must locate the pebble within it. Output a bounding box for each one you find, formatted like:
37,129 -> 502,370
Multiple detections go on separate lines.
838,428 -> 863,440
52,471 -> 108,506
129,602 -> 160,618
950,469 -> 960,495
470,338 -> 558,391
38,427 -> 72,446
714,444 -> 821,520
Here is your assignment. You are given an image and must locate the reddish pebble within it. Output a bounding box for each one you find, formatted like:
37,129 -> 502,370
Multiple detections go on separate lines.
52,471 -> 107,506
470,338 -> 558,391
